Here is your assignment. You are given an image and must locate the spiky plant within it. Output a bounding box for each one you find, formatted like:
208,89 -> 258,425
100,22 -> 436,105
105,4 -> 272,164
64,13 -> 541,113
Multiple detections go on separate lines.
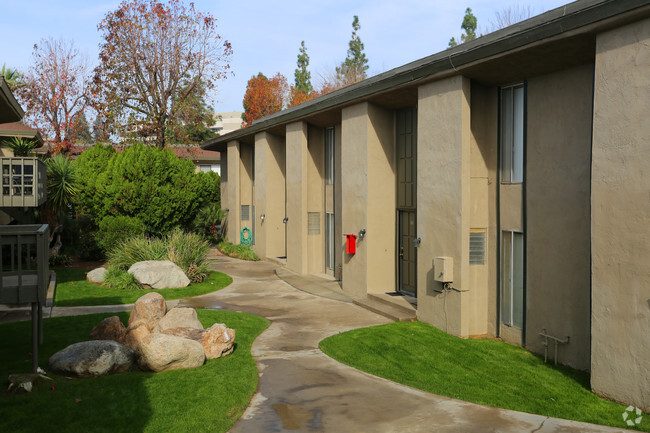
3,137 -> 38,157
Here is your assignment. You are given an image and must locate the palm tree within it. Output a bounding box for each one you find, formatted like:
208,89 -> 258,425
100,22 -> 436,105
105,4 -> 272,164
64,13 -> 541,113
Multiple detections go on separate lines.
192,203 -> 226,239
3,137 -> 38,157
1,63 -> 23,90
42,155 -> 78,254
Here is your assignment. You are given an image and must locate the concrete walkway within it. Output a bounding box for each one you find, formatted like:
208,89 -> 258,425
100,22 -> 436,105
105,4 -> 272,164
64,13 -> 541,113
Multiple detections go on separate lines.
177,256 -> 630,433
0,256 -> 633,432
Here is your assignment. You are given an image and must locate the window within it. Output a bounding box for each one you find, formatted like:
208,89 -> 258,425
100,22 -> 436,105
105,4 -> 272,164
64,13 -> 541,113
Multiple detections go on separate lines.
469,229 -> 486,265
325,127 -> 335,185
500,84 -> 525,184
325,212 -> 334,270
501,231 -> 524,328
199,164 -> 219,173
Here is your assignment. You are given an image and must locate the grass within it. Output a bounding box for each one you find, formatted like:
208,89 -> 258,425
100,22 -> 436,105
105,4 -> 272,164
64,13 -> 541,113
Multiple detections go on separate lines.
319,322 -> 648,432
0,310 -> 269,433
217,241 -> 259,261
54,268 -> 232,306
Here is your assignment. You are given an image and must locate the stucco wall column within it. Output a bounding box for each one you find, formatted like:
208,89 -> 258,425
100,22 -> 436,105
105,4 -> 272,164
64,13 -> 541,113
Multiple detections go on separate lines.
416,76 -> 472,337
341,102 -> 396,298
254,132 -> 286,259
224,140 -> 240,243
285,122 -> 309,273
591,18 -> 650,412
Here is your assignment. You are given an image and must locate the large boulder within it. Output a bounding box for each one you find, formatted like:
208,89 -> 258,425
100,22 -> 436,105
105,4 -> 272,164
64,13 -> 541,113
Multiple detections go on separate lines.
154,307 -> 203,333
162,327 -> 205,341
124,322 -> 151,353
87,267 -> 107,284
90,316 -> 127,345
128,261 -> 190,289
201,323 -> 236,359
137,333 -> 205,372
48,340 -> 136,377
128,292 -> 167,330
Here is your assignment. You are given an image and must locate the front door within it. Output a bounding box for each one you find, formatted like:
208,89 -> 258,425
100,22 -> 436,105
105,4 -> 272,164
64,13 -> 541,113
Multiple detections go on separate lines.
399,211 -> 417,295
396,107 -> 417,296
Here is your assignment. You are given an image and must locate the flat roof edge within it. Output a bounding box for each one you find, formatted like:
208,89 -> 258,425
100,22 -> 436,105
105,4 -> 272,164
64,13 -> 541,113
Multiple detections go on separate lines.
203,0 -> 649,150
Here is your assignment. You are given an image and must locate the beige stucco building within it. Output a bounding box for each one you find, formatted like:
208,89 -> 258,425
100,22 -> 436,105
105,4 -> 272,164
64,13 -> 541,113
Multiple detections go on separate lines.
204,0 -> 649,412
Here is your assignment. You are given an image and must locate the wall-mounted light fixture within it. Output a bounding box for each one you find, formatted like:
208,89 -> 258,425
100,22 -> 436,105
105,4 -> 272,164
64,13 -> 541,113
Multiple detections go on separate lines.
260,214 -> 266,222
283,217 -> 289,224
358,228 -> 366,239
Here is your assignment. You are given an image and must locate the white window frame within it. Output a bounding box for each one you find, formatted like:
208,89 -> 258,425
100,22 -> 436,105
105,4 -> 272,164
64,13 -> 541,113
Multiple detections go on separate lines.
500,84 -> 525,184
501,230 -> 524,328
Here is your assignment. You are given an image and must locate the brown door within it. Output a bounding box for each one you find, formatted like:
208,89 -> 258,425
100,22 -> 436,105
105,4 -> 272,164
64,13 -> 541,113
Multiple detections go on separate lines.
399,211 -> 417,295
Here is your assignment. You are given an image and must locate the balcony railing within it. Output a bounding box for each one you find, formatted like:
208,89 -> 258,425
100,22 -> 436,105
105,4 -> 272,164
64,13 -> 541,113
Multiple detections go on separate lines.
0,224 -> 49,372
0,157 -> 47,208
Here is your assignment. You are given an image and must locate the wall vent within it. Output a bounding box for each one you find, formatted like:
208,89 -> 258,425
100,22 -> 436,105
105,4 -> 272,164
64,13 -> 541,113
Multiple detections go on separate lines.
308,212 -> 320,235
470,229 -> 486,265
241,205 -> 250,221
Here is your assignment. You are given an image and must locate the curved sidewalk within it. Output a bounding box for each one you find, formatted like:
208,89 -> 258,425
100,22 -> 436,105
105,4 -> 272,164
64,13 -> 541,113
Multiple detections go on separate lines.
178,256 -> 631,433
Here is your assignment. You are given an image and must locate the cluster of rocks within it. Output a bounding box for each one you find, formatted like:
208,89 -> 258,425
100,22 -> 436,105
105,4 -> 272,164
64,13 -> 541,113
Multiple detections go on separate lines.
48,292 -> 235,377
87,260 -> 190,289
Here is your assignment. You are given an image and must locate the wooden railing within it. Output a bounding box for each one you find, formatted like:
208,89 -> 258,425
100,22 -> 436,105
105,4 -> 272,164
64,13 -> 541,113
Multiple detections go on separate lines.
0,224 -> 49,372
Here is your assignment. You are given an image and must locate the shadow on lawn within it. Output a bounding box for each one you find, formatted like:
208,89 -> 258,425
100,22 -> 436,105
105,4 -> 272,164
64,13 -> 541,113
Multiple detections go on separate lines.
0,312 -> 153,432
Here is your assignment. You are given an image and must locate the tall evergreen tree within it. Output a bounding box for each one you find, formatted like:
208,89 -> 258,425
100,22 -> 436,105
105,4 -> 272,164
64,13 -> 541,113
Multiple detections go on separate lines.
294,41 -> 313,94
449,8 -> 478,48
336,15 -> 369,86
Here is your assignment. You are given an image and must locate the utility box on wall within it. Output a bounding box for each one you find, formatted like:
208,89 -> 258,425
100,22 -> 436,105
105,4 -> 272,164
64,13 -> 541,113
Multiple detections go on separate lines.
434,257 -> 454,283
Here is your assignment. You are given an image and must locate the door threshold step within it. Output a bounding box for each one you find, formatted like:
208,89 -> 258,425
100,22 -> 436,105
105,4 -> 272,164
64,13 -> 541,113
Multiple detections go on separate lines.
353,295 -> 416,322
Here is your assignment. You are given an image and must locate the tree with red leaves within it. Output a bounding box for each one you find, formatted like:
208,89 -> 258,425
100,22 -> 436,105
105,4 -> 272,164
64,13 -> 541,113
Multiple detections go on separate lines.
16,38 -> 90,147
242,73 -> 288,126
93,0 -> 232,149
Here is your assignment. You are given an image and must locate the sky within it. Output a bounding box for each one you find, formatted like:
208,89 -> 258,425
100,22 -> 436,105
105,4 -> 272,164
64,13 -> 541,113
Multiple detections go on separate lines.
0,0 -> 569,114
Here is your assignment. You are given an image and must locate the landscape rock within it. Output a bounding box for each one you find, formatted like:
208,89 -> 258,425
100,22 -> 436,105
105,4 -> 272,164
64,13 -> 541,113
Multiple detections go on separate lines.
90,316 -> 127,344
161,327 -> 205,341
201,323 -> 236,359
124,322 -> 151,352
128,260 -> 190,289
154,307 -> 203,333
86,267 -> 107,284
128,292 -> 167,330
137,333 -> 205,372
48,340 -> 136,377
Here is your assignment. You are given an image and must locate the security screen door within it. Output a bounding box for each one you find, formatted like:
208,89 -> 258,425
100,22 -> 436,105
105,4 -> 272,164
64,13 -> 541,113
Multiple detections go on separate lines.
396,107 -> 417,296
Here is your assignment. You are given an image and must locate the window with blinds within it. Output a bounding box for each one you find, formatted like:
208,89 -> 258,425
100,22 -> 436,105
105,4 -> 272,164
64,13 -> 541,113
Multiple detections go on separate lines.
241,205 -> 250,221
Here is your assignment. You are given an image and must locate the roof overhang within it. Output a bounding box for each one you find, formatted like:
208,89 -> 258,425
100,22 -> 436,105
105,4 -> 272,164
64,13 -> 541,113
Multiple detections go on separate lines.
203,0 -> 650,152
0,125 -> 45,147
0,78 -> 24,124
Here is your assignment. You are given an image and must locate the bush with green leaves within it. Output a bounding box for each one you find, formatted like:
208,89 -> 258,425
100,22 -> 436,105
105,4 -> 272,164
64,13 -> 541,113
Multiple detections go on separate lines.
96,215 -> 144,254
103,266 -> 140,290
49,254 -> 72,267
217,241 -> 259,261
108,228 -> 210,283
3,137 -> 38,156
73,143 -> 220,234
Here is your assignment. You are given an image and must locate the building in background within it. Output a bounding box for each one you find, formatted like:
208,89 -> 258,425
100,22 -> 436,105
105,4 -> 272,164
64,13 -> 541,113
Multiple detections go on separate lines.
212,111 -> 244,136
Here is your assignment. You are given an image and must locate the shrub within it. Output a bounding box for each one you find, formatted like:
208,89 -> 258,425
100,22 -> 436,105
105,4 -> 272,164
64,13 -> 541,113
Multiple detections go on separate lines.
192,202 -> 225,240
61,215 -> 103,261
108,229 -> 210,282
73,143 -> 219,234
108,237 -> 167,270
217,241 -> 259,261
166,228 -> 210,282
103,266 -> 140,290
49,254 -> 72,267
96,215 -> 144,254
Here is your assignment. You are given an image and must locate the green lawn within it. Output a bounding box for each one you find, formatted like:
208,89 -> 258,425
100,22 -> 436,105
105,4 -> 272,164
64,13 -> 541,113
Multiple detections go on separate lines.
1,310 -> 269,433
320,322 -> 648,432
54,268 -> 232,306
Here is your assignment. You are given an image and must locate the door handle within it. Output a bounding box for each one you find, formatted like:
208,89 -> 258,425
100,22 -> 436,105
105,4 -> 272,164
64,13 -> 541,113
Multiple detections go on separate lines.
399,246 -> 404,259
